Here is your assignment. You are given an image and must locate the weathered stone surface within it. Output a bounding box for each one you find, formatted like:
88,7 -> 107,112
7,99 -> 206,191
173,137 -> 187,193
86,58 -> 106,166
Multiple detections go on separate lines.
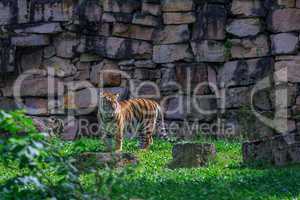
103,0 -> 141,13
274,60 -> 300,83
75,152 -> 138,171
24,98 -> 48,115
134,68 -> 160,80
191,40 -> 226,62
193,4 -> 226,40
21,49 -> 43,71
226,18 -> 262,37
74,88 -> 98,110
82,0 -> 102,22
53,33 -> 79,58
153,44 -> 193,63
154,25 -> 190,44
0,97 -> 18,111
134,60 -> 156,68
243,134 -> 300,166
163,12 -> 196,25
90,59 -> 121,87
225,87 -> 251,108
164,95 -> 217,121
168,143 -> 216,169
271,33 -> 299,55
19,76 -> 61,97
86,37 -> 152,59
162,0 -> 194,12
17,23 -> 62,34
0,41 -> 15,73
218,57 -> 274,87
113,23 -> 154,41
79,53 -> 102,62
276,0 -> 296,8
142,2 -> 161,16
11,34 -> 50,47
131,79 -> 160,99
297,0 -> 300,7
132,13 -> 159,27
42,46 -> 55,60
231,0 -> 266,17
0,2 -> 11,25
269,9 -> 300,32
102,12 -> 132,23
230,35 -> 270,58
175,63 -> 209,95
43,57 -> 77,78
32,0 -> 74,22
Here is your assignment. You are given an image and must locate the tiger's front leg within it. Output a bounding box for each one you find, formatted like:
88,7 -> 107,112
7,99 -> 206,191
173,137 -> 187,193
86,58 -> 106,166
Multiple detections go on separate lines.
115,122 -> 124,152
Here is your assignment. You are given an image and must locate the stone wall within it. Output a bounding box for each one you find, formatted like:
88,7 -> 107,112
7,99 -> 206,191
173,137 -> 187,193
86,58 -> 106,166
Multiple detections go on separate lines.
0,0 -> 300,140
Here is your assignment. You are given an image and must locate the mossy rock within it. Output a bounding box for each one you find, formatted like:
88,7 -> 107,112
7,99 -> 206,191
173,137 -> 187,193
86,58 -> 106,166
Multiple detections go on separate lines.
74,152 -> 138,172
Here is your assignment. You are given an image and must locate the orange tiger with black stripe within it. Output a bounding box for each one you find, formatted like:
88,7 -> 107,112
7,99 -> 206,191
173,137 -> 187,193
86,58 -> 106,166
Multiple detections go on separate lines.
98,92 -> 166,152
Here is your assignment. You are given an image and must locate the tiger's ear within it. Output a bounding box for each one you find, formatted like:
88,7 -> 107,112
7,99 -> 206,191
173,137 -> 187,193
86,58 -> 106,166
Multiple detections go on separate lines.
99,92 -> 104,97
115,93 -> 120,100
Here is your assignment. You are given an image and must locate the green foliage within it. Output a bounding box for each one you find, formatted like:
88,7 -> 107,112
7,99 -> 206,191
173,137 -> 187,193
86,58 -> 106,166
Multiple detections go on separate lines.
1,111 -> 300,200
0,110 -> 114,200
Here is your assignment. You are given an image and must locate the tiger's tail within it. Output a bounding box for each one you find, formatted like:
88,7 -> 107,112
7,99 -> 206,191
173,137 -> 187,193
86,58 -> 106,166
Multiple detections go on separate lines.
157,105 -> 168,139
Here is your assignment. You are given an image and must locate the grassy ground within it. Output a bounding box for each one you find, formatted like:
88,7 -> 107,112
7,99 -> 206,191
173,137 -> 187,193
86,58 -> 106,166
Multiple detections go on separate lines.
1,138 -> 300,200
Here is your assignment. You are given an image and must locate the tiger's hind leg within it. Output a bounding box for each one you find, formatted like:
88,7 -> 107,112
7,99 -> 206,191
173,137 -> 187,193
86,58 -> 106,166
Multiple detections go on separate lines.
139,120 -> 156,150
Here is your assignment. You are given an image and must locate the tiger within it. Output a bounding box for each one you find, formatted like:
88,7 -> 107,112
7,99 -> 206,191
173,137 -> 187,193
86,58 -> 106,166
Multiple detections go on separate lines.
98,92 -> 167,152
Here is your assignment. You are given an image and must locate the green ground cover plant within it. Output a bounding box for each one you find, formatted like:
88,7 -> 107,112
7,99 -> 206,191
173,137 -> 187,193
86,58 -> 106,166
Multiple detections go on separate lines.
1,110 -> 300,200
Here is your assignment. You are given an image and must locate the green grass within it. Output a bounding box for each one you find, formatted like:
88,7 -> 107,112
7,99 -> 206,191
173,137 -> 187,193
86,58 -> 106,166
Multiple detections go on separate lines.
1,138 -> 300,200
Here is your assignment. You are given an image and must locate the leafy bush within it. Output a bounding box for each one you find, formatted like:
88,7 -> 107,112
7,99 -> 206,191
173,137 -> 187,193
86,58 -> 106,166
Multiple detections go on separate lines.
0,110 -> 106,199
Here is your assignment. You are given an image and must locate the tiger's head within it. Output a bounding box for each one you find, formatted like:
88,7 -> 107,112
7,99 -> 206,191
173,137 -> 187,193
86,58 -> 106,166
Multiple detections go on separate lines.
99,92 -> 120,119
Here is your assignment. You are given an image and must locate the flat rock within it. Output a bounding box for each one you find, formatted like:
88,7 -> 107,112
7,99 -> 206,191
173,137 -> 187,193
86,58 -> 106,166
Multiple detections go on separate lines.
75,152 -> 138,171
226,18 -> 262,37
161,0 -> 194,12
11,34 -> 50,47
163,12 -> 196,25
168,143 -> 216,169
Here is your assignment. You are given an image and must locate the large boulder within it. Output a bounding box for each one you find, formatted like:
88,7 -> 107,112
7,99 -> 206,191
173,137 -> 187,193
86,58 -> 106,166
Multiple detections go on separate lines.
168,143 -> 216,169
243,133 -> 300,166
